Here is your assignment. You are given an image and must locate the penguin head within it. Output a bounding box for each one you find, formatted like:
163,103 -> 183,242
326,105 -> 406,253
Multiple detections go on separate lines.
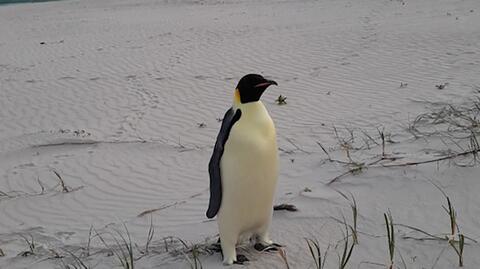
236,74 -> 278,104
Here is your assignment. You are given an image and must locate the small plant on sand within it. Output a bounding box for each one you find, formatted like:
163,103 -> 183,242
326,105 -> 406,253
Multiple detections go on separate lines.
334,191 -> 359,245
435,82 -> 449,90
397,182 -> 473,267
468,130 -> 480,163
323,126 -> 375,185
82,225 -> 94,257
185,244 -> 203,269
443,196 -> 458,241
327,162 -> 366,185
63,248 -> 89,269
349,198 -> 358,245
395,95 -> 480,169
144,217 -> 155,255
0,247 -> 5,257
384,211 -> 395,269
336,223 -> 355,269
449,233 -> 465,267
161,236 -> 217,269
305,238 -> 329,269
335,127 -> 355,163
377,127 -> 392,158
94,224 -> 134,269
1,172 -> 83,203
164,237 -> 208,269
113,226 -> 135,269
275,95 -> 287,105
135,216 -> 155,256
442,196 -> 465,267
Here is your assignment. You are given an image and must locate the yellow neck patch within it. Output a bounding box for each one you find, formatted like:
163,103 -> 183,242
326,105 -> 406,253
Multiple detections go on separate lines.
233,88 -> 241,107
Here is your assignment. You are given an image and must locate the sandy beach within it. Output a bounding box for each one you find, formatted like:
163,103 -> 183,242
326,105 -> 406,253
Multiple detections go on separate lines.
1,0 -> 480,268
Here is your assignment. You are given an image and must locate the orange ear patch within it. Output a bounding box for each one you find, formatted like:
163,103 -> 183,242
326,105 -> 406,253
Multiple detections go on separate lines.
234,88 -> 241,105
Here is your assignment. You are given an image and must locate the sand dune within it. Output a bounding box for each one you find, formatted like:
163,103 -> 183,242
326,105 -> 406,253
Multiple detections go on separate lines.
1,0 -> 480,268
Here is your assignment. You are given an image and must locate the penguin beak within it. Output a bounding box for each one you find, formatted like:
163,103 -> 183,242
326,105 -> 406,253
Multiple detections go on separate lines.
254,80 -> 278,89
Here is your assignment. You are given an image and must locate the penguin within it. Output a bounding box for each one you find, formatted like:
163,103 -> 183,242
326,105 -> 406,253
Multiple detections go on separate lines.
207,74 -> 279,265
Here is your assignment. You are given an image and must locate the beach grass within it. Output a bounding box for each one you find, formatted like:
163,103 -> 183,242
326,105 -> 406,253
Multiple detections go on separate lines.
384,211 -> 395,269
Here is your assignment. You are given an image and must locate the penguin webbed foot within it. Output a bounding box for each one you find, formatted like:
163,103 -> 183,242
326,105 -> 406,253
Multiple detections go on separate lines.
233,254 -> 249,264
254,242 -> 284,252
208,242 -> 222,253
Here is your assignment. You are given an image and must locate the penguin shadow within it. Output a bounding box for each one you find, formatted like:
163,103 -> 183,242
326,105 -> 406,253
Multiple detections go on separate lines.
207,237 -> 284,265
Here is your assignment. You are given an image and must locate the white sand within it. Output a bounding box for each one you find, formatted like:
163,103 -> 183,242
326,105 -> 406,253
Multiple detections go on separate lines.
1,0 -> 480,268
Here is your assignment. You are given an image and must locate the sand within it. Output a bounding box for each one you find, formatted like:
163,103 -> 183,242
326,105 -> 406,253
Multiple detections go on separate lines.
1,0 -> 480,268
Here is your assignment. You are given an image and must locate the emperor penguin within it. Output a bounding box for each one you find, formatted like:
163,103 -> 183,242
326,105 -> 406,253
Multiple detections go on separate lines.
207,74 -> 279,265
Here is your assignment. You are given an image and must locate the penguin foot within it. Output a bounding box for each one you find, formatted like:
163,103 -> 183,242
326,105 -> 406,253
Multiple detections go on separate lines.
233,254 -> 249,264
208,242 -> 222,253
254,242 -> 284,252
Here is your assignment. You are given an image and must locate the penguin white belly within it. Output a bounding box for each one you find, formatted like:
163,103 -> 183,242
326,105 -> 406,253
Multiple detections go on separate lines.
217,102 -> 278,263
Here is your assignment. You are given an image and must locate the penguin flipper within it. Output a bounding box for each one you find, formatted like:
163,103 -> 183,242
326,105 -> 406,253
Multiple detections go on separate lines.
206,108 -> 242,218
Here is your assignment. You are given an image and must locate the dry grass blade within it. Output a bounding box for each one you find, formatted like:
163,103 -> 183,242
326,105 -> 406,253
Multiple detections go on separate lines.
429,180 -> 461,239
138,201 -> 186,217
306,238 -> 321,269
93,227 -> 134,269
378,128 -> 386,157
63,248 -> 89,269
350,195 -> 358,245
327,163 -> 366,185
18,234 -> 36,257
380,147 -> 479,168
285,137 -> 310,154
404,98 -> 480,166
338,223 -> 355,269
184,244 -> 203,269
36,177 -> 46,194
469,130 -> 479,163
449,234 -> 465,267
360,129 -> 380,146
439,195 -> 465,267
317,141 -> 333,160
144,216 -> 155,255
53,170 -> 70,193
305,238 -> 329,269
442,197 -> 458,237
114,224 -> 135,269
134,226 -> 155,257
83,225 -> 93,257
192,245 -> 203,269
335,190 -> 359,244
278,247 -> 290,269
384,212 -> 395,269
394,223 -> 445,241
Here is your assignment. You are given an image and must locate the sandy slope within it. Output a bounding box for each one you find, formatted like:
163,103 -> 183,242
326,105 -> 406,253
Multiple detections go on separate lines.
1,0 -> 480,268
